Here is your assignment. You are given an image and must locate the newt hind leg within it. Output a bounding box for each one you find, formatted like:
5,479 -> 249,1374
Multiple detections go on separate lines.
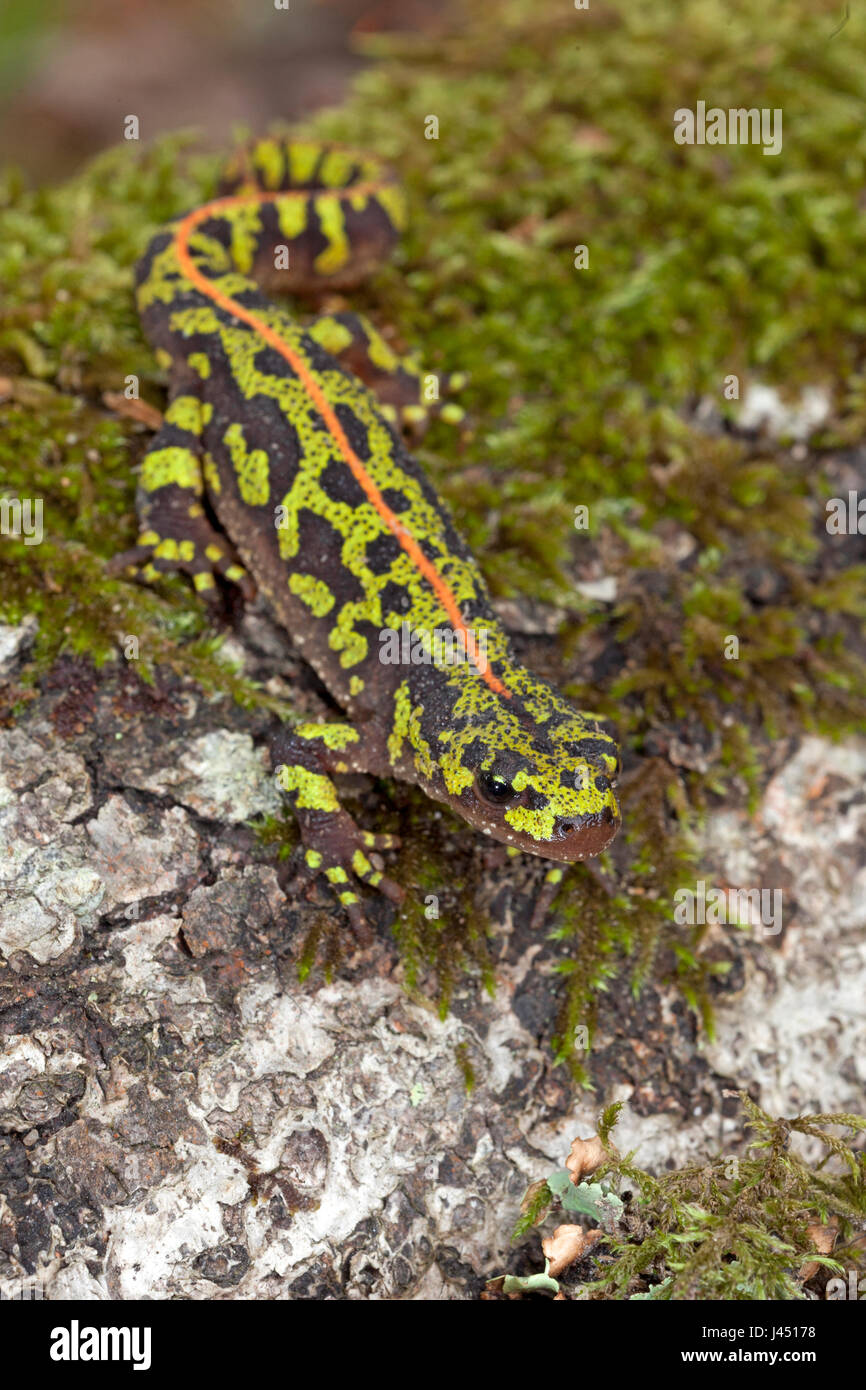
307,310 -> 466,439
111,392 -> 254,602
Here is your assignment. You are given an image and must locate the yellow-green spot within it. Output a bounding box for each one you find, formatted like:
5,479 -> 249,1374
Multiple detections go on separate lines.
389,679 -> 435,778
313,195 -> 349,275
224,422 -> 270,506
364,325 -> 398,373
289,571 -> 334,617
253,139 -> 286,190
319,149 -> 355,187
304,848 -> 323,869
289,141 -> 322,185
188,353 -> 211,379
308,317 -> 354,356
505,804 -> 556,841
277,764 -> 340,813
202,453 -> 222,495
296,721 -> 359,751
141,447 -> 203,494
275,196 -> 310,243
329,614 -> 368,668
164,395 -> 212,434
219,205 -> 266,276
376,184 -> 407,232
169,305 -> 223,338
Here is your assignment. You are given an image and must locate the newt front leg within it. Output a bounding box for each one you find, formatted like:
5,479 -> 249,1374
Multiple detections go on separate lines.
272,720 -> 404,936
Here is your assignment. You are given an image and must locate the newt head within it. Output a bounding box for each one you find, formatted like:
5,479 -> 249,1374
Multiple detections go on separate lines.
430,689 -> 621,862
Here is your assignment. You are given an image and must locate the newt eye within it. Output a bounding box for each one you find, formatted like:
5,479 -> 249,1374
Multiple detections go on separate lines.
475,770 -> 521,807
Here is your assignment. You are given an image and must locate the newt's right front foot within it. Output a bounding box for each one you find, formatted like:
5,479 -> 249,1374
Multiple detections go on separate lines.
273,723 -> 403,935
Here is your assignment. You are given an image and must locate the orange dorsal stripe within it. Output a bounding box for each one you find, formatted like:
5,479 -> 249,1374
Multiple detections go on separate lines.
173,194 -> 511,698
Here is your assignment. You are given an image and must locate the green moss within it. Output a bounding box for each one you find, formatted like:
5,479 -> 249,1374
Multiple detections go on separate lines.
455,1042 -> 476,1094
2,0 -> 865,1060
512,1097 -> 866,1300
0,150 -> 288,716
546,757 -> 732,1084
385,788 -> 496,1015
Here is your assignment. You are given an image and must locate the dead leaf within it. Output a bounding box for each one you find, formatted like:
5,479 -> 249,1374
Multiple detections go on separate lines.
483,1276 -> 505,1296
520,1178 -> 552,1223
102,391 -> 164,430
566,1134 -> 606,1184
542,1224 -> 603,1278
800,1222 -> 838,1281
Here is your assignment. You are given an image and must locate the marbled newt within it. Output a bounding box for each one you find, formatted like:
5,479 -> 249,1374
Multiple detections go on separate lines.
115,138 -> 621,931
